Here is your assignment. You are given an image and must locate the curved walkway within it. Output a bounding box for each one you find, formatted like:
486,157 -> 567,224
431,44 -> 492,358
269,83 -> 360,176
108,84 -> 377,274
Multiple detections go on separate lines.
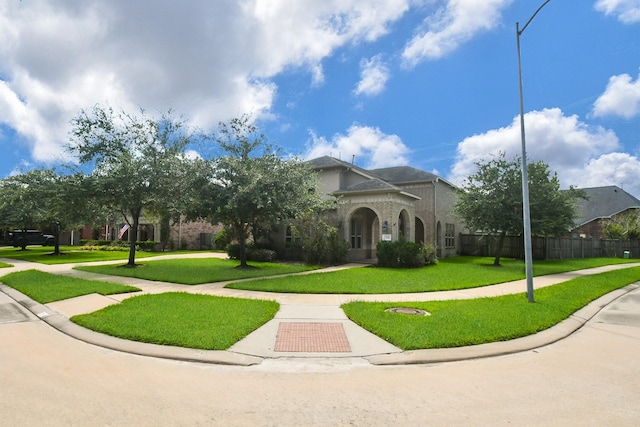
1,253 -> 639,366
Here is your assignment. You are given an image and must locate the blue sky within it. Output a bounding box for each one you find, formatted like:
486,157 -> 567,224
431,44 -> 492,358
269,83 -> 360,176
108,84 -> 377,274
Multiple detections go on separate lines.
1,0 -> 639,197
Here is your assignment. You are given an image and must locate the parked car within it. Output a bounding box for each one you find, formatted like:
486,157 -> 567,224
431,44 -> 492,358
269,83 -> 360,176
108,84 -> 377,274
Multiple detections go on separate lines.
8,230 -> 55,248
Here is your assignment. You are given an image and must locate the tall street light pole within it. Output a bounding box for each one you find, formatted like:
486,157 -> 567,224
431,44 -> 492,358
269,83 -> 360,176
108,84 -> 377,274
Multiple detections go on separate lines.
517,0 -> 553,303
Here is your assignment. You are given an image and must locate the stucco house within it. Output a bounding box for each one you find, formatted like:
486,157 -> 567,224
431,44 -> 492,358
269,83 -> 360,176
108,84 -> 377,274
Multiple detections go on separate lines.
570,185 -> 640,239
306,156 -> 467,261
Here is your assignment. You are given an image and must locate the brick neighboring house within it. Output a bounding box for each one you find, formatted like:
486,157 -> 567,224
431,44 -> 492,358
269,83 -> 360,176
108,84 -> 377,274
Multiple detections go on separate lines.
570,185 -> 640,239
299,156 -> 467,261
74,217 -> 219,250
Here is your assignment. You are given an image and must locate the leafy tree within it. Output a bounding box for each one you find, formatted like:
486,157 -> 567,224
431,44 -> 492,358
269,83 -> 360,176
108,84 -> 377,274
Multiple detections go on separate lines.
0,169 -> 91,254
603,211 -> 640,239
0,173 -> 44,249
291,213 -> 349,265
192,115 -> 326,268
69,105 -> 197,267
453,153 -> 586,265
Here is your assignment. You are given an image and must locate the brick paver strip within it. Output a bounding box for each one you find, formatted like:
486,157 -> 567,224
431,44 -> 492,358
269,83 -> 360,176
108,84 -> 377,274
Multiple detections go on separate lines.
274,322 -> 351,352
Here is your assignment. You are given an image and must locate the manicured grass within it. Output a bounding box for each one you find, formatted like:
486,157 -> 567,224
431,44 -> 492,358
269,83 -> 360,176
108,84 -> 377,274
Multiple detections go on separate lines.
75,258 -> 320,285
342,266 -> 640,350
226,257 -> 639,294
0,262 -> 12,268
71,292 -> 280,350
0,270 -> 140,304
0,246 -> 163,264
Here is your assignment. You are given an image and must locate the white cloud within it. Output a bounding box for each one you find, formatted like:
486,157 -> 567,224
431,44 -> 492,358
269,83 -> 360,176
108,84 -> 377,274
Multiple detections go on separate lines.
402,0 -> 511,67
572,152 -> 640,197
449,108 -> 622,190
354,55 -> 390,97
303,125 -> 410,168
592,72 -> 640,118
0,0 -> 409,167
595,0 -> 640,24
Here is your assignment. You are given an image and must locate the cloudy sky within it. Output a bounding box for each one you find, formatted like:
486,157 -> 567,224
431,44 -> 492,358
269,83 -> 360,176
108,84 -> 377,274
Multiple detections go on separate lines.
1,0 -> 639,197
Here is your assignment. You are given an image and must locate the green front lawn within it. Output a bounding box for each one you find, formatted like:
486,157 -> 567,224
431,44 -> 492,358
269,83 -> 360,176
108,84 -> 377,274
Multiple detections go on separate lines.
0,246 -> 163,264
226,256 -> 639,294
1,270 -> 140,303
71,292 -> 279,350
74,258 -> 320,285
342,266 -> 640,350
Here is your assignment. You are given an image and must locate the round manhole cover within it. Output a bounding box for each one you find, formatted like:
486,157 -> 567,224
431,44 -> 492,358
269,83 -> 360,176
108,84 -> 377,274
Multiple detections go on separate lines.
385,307 -> 430,316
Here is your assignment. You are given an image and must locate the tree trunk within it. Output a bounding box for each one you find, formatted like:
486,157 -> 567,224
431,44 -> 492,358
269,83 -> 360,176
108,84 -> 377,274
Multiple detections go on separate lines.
127,213 -> 140,267
494,230 -> 507,266
53,229 -> 61,255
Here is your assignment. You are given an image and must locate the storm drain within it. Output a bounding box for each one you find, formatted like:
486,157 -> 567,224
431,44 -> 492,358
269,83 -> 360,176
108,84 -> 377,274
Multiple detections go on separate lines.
274,322 -> 351,353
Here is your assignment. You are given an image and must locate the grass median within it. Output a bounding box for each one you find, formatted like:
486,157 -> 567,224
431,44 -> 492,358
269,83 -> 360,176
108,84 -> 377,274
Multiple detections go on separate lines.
75,258 -> 320,285
226,257 -> 639,294
71,292 -> 280,350
1,270 -> 140,303
342,266 -> 640,350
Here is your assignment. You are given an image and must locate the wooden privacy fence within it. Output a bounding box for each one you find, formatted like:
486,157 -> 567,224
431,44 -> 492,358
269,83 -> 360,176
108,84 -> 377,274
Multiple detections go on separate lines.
459,234 -> 640,260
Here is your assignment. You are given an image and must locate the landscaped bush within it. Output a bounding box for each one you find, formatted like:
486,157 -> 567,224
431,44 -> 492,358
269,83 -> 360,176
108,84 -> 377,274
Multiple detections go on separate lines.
226,244 -> 277,262
213,228 -> 231,250
137,240 -> 158,251
80,239 -> 113,246
226,243 -> 243,260
377,240 -> 437,268
78,240 -> 159,252
248,248 -> 277,262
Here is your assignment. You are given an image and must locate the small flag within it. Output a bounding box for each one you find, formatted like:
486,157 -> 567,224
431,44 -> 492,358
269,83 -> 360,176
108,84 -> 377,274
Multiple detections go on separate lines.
118,224 -> 130,239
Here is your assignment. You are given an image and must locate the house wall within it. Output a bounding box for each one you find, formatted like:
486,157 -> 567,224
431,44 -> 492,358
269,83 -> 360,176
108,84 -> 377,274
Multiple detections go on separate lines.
434,181 -> 466,257
168,218 -> 221,250
316,169 -> 341,199
391,180 -> 466,257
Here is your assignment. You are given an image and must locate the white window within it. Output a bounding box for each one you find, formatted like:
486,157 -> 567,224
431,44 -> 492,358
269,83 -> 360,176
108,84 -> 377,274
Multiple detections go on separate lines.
445,223 -> 455,248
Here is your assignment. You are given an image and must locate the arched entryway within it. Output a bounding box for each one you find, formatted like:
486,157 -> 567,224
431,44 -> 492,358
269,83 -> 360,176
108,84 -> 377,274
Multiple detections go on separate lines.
348,207 -> 380,261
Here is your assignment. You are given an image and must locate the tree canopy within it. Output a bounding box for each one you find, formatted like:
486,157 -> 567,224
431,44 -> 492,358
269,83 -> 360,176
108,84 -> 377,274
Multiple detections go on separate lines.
603,211 -> 640,239
453,153 -> 586,265
0,169 -> 90,254
69,105 -> 197,266
191,115 -> 326,267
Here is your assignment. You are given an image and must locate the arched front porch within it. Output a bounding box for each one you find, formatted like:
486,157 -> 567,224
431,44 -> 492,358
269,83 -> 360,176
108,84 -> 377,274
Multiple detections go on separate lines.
347,207 -> 380,261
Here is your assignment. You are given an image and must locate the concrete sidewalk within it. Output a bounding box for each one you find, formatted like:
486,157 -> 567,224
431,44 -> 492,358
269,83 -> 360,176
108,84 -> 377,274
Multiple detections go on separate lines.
1,254 -> 639,366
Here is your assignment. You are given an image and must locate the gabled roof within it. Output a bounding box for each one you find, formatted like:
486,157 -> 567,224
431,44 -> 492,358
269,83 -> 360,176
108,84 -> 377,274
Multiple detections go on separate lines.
574,185 -> 640,226
336,178 -> 399,193
368,166 -> 439,184
308,156 -> 422,199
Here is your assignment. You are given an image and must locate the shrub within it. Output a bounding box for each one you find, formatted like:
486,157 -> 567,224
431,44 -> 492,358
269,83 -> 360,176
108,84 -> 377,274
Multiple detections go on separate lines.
226,244 -> 276,262
377,240 -> 437,268
291,219 -> 349,265
137,240 -> 158,251
226,243 -> 242,260
213,228 -> 231,250
248,248 -> 277,262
